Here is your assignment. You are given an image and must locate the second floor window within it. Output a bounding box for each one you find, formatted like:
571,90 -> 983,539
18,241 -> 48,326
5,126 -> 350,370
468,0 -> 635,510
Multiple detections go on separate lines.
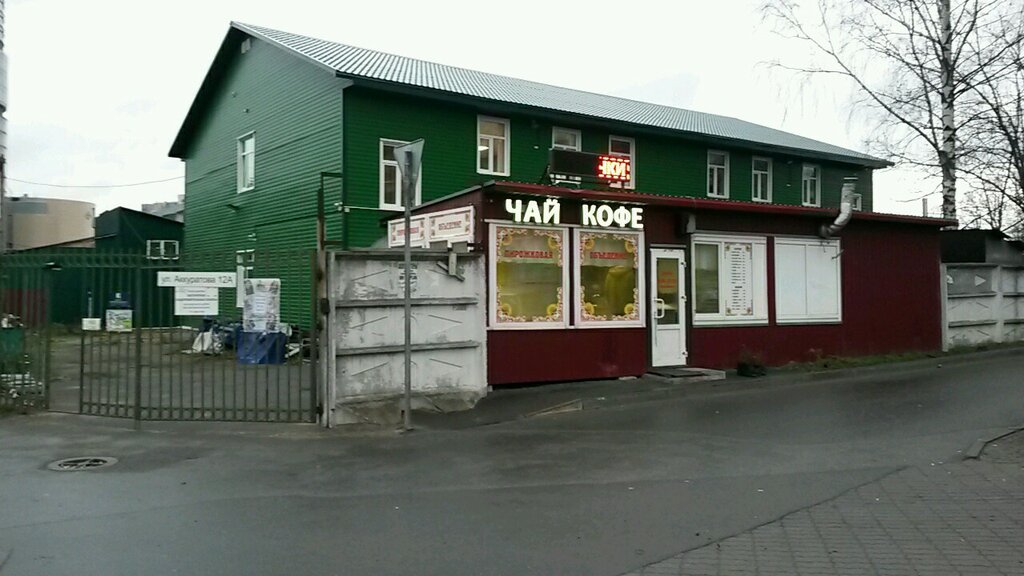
237,132 -> 255,192
380,139 -> 422,210
802,164 -> 821,207
478,116 -> 510,176
752,157 -> 772,202
552,127 -> 581,151
608,136 -> 635,189
708,151 -> 729,198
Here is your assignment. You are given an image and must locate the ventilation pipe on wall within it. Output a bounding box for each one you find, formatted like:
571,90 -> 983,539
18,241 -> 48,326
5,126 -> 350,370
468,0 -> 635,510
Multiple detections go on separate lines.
819,177 -> 858,239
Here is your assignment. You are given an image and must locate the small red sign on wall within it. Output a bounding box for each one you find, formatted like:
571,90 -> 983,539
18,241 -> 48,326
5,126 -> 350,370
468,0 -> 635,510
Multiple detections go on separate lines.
596,155 -> 631,182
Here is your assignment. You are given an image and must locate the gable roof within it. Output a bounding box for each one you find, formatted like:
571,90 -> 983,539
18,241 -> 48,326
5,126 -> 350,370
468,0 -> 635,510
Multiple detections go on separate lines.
171,22 -> 890,167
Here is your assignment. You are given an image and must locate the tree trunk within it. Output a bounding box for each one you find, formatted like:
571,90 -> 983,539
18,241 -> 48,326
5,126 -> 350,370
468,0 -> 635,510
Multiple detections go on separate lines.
939,0 -> 957,223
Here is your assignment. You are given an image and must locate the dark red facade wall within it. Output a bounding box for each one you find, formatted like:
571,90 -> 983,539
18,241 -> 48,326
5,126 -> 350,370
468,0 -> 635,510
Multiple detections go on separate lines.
688,220 -> 943,368
488,328 -> 647,385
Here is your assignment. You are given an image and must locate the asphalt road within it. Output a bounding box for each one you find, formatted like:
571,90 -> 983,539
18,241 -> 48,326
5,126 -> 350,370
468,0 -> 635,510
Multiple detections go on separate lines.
1,351 -> 1022,576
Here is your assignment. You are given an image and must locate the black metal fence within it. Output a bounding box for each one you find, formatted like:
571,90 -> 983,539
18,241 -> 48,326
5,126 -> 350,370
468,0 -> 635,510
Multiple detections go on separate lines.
0,249 -> 319,422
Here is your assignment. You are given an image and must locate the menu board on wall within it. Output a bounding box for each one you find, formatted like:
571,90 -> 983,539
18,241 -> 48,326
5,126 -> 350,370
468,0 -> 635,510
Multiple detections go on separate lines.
724,243 -> 753,316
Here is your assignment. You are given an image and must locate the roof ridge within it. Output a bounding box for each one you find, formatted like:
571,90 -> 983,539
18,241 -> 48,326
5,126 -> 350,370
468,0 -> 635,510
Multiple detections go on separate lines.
235,21 -> 766,128
215,21 -> 888,167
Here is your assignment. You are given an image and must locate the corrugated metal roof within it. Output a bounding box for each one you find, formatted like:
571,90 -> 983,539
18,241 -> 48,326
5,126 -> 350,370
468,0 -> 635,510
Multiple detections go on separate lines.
226,22 -> 886,167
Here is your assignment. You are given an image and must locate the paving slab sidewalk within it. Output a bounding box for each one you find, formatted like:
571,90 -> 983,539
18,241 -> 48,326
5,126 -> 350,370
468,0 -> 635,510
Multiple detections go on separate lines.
624,430 -> 1024,576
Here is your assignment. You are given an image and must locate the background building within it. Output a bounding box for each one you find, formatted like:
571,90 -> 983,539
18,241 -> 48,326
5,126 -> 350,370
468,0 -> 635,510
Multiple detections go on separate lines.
5,196 -> 95,250
141,194 -> 185,223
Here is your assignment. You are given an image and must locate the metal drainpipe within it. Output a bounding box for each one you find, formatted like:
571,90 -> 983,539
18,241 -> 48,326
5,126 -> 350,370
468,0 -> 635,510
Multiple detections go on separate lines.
819,177 -> 858,239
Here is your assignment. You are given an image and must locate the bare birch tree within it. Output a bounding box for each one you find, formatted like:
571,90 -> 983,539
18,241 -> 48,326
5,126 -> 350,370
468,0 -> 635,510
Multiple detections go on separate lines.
762,0 -> 1024,222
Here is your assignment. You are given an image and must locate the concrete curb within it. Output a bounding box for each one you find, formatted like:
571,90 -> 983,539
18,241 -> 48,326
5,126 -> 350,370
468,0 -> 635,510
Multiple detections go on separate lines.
963,424 -> 1024,460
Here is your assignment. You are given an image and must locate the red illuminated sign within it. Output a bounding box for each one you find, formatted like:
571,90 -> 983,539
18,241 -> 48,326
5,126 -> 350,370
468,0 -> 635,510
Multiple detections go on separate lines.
596,155 -> 631,182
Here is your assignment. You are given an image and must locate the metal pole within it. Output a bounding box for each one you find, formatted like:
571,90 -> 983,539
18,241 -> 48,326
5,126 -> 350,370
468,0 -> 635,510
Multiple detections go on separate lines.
402,150 -> 413,431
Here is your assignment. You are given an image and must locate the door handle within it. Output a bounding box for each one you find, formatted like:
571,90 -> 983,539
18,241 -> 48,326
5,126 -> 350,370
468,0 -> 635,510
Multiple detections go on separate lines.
654,298 -> 666,319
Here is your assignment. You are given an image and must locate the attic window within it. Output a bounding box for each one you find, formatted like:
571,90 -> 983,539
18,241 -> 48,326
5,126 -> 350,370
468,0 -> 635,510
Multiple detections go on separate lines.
241,38 -> 252,54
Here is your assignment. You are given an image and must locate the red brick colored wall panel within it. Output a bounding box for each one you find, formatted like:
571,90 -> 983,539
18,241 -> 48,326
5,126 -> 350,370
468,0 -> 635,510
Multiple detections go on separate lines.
488,328 -> 647,385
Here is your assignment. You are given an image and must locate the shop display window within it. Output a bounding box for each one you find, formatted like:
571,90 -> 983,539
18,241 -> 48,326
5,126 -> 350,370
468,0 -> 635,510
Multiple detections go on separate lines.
490,225 -> 568,328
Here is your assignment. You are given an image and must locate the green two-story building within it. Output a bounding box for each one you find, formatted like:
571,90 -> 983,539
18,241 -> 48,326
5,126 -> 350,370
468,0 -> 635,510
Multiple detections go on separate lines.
171,22 -> 950,381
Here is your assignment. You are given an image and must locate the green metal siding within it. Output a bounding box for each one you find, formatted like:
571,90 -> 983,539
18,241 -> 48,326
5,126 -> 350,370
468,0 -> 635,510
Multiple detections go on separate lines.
182,37 -> 344,255
342,86 -> 874,245
180,37 -> 343,326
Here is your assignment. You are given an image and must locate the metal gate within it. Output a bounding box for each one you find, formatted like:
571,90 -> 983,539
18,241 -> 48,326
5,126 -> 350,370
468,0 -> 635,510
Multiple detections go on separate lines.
1,249 -> 318,422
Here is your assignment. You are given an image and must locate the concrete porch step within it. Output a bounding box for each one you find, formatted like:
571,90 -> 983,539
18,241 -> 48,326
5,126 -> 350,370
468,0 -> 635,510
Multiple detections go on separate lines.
646,366 -> 726,383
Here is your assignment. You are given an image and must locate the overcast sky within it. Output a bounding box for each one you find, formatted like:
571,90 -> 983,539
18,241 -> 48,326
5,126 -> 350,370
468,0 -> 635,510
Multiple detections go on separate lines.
5,0 -> 935,216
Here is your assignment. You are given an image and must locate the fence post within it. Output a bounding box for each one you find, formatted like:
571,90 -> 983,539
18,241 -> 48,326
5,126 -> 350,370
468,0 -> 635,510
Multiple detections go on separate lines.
133,262 -> 143,427
993,265 -> 1004,343
940,263 -> 949,351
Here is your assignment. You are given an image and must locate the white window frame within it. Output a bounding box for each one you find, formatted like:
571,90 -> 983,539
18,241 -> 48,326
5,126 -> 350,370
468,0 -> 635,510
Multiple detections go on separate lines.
551,127 -> 582,151
379,138 -> 423,211
146,240 -> 180,260
235,249 -> 255,308
851,194 -> 863,211
751,157 -> 772,203
237,132 -> 255,193
707,150 -> 729,199
774,237 -> 842,324
691,233 -> 768,326
573,227 -> 646,329
802,164 -> 821,207
608,136 -> 635,189
477,116 -> 510,176
488,223 -> 570,330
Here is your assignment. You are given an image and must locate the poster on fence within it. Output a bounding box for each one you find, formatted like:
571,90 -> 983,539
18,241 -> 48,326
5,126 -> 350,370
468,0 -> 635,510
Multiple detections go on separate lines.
105,309 -> 133,333
243,278 -> 281,333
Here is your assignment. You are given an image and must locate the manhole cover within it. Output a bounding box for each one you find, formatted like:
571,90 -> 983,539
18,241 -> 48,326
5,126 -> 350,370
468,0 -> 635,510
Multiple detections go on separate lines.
47,457 -> 118,471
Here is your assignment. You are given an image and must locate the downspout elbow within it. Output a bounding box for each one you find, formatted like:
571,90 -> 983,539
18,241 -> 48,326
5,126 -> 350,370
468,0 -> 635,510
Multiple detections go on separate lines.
819,178 -> 858,239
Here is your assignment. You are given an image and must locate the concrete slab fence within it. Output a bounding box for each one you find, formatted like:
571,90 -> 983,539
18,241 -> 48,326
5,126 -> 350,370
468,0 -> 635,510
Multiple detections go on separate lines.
943,264 -> 1024,349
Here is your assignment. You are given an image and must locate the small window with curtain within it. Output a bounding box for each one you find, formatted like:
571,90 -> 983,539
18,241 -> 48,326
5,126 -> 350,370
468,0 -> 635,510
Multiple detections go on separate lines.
608,136 -> 635,189
379,139 -> 422,210
552,127 -> 581,151
478,116 -> 510,176
707,151 -> 729,198
752,157 -> 772,202
575,229 -> 644,327
237,133 -> 255,192
802,164 -> 821,207
490,224 -> 568,329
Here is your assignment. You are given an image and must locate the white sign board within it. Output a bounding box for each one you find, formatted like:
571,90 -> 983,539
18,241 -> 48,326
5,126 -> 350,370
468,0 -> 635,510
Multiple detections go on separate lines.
243,278 -> 281,333
82,318 -> 101,331
174,287 -> 219,316
387,215 -> 427,248
157,271 -> 237,288
388,206 -> 474,248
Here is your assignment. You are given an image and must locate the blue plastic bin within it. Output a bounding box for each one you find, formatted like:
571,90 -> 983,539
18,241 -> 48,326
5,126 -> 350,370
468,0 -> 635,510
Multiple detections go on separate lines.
236,332 -> 287,365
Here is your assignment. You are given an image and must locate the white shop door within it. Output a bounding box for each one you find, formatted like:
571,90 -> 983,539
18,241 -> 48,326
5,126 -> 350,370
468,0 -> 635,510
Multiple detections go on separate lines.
650,248 -> 688,367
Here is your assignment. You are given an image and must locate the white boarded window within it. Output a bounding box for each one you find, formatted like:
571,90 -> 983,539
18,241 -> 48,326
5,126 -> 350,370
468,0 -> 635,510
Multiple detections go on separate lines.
608,136 -> 635,189
802,164 -> 821,207
477,116 -> 510,176
752,157 -> 772,202
146,240 -> 179,260
708,151 -> 729,198
691,234 -> 768,326
774,238 -> 842,324
237,132 -> 255,192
